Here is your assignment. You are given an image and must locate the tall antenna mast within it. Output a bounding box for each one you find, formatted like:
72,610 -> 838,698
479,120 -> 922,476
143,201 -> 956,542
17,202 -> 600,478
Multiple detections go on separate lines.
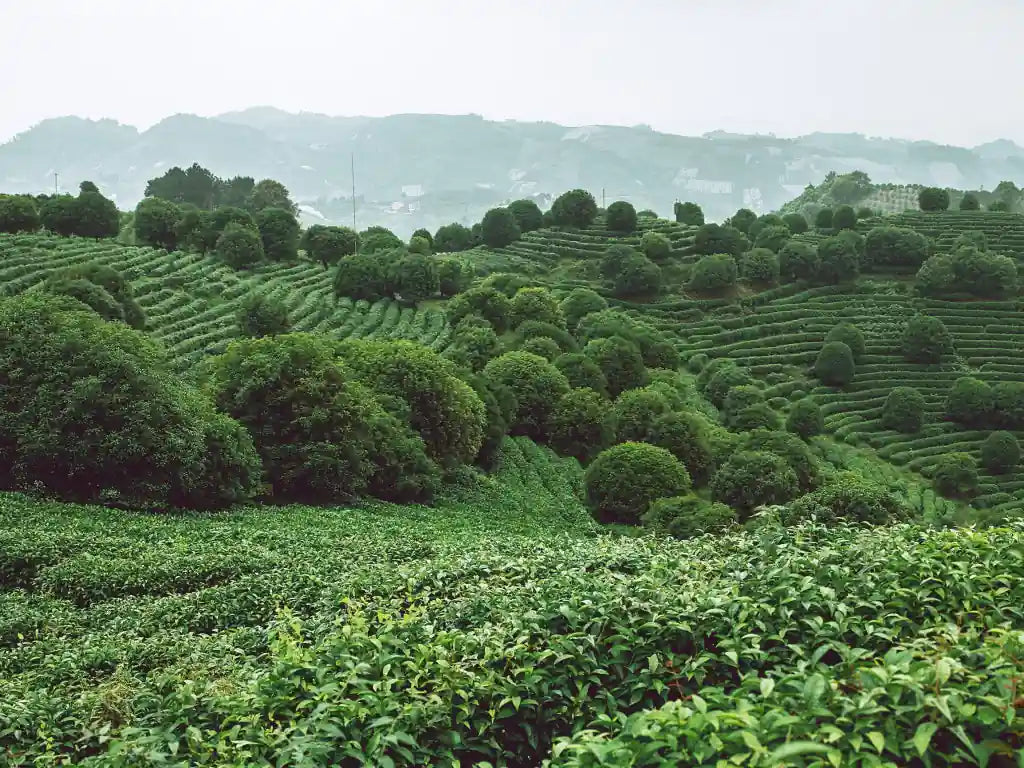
351,152 -> 357,252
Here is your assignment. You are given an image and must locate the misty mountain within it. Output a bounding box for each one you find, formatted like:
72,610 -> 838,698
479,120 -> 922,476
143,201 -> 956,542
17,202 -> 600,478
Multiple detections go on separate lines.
3,108 -> 1023,237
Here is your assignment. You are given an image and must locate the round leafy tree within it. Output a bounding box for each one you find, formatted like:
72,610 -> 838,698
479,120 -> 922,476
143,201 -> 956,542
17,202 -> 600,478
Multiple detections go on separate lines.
864,227 -> 930,269
727,208 -> 757,234
740,248 -> 780,283
832,205 -> 857,231
647,411 -> 715,487
515,320 -> 578,352
338,339 -> 486,465
959,193 -> 981,211
994,381 -> 1024,427
730,403 -> 782,432
334,253 -> 387,301
520,336 -> 561,361
0,194 -> 40,233
446,322 -> 500,371
584,442 -> 691,525
483,351 -> 570,441
642,495 -> 735,539
510,286 -> 564,330
411,228 -> 433,247
689,253 -> 738,294
436,258 -> 468,297
902,314 -> 953,363
786,397 -> 823,439
134,197 -> 181,250
814,341 -> 855,386
433,222 -> 473,253
481,272 -> 531,297
945,377 -> 993,427
613,255 -> 662,298
600,244 -> 639,279
640,231 -> 672,261
674,201 -> 705,226
606,201 -> 638,233
217,223 -> 264,270
982,431 -> 1021,475
551,189 -> 598,228
481,207 -> 521,248
301,225 -> 358,268
747,215 -> 785,242
71,186 -> 120,238
741,428 -> 820,492
989,201 -> 1011,212
408,236 -> 431,255
237,293 -> 289,338
931,452 -> 979,499
507,199 -> 543,233
555,352 -> 609,396
815,208 -> 834,229
255,207 -> 300,262
43,262 -> 145,330
722,385 -> 765,425
389,252 -> 439,303
704,365 -> 755,408
560,287 -> 608,331
857,206 -> 875,219
359,229 -> 404,255
694,224 -> 749,257
753,225 -> 791,253
549,388 -> 613,463
817,236 -> 860,284
446,286 -> 513,333
919,187 -> 950,212
584,336 -> 648,398
825,322 -> 865,361
882,387 -> 926,433
610,387 -> 671,443
782,213 -> 808,234
784,473 -> 911,526
710,450 -> 799,518
778,240 -> 819,282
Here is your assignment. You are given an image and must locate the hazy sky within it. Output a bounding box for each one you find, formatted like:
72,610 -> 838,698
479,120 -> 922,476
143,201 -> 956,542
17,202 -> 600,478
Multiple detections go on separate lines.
3,0 -> 1022,146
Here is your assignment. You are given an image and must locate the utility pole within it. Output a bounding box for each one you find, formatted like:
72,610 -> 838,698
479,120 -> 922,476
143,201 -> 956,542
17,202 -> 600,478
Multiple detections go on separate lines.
54,172 -> 59,195
602,187 -> 606,209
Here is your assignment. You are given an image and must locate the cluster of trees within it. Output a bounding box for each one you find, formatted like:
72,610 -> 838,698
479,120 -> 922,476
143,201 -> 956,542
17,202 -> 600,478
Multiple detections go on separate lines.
916,238 -> 1018,299
144,163 -> 297,215
0,183 -> 120,238
944,376 -> 1024,433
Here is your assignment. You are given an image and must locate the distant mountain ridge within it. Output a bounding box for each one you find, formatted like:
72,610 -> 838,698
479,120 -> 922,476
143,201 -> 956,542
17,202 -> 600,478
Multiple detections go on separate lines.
3,108 -> 1024,236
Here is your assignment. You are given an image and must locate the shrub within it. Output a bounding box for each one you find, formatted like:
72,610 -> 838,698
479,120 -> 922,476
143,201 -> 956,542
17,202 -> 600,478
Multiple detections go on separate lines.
613,255 -> 661,297
784,473 -> 911,525
993,381 -> 1024,427
553,353 -> 608,397
559,288 -> 608,331
446,323 -> 500,371
520,336 -> 561,361
817,236 -> 860,283
446,286 -> 513,333
647,412 -> 715,487
814,341 -> 855,386
606,201 -> 638,233
237,293 -> 289,338
359,229 -> 404,255
673,201 -> 704,226
551,189 -> 598,228
959,192 -> 981,211
0,194 -> 40,233
217,223 -> 264,269
483,351 -> 570,441
739,248 -> 779,283
882,387 -> 926,433
832,205 -> 857,231
687,352 -> 710,374
786,398 -> 823,439
640,231 -> 672,261
730,403 -> 782,432
693,224 -> 748,257
436,258 -> 469,297
549,388 -> 613,463
600,244 -> 637,279
864,226 -> 930,269
642,495 -> 736,539
584,336 -> 648,397
740,428 -> 819,492
390,252 -> 439,303
825,322 -> 865,360
481,207 -> 521,248
507,199 -> 543,233
815,208 -> 834,229
946,377 -> 993,427
710,450 -> 799,517
932,452 -> 979,498
42,262 -> 145,330
778,240 -> 819,282
748,215 -> 787,243
856,206 -> 874,219
408,236 -> 431,255
585,442 -> 691,525
951,247 -> 1018,299
981,431 -> 1021,474
727,208 -> 757,234
460,372 -> 516,471
334,253 -> 388,301
902,314 -> 953,364
782,213 -> 808,234
689,254 -> 738,294
338,339 -> 487,465
515,320 -> 579,353
722,385 -> 765,425
134,197 -> 181,250
433,222 -> 474,253
609,388 -> 671,442
0,293 -> 260,510
255,207 -> 300,261
752,225 -> 790,253
510,287 -> 564,330
704,366 -> 755,408
918,187 -> 950,211
482,272 -> 531,297
301,225 -> 358,268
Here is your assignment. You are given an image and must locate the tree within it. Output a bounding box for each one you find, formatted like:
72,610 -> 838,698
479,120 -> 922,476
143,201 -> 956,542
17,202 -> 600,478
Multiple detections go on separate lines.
551,189 -> 598,228
727,208 -> 757,234
902,314 -> 953,363
560,287 -> 608,331
134,197 -> 181,250
389,252 -> 439,303
555,353 -> 609,396
218,176 -> 256,209
606,201 -> 637,233
516,320 -> 579,353
446,286 -> 512,332
217,223 -> 264,270
830,175 -> 871,205
255,208 -> 300,262
483,351 -> 570,441
786,398 -> 823,439
301,225 -> 358,268
694,223 -> 748,257
989,200 -> 1011,212
674,201 -> 704,226
334,253 -> 388,301
646,411 -> 715,486
339,339 -> 486,465
931,452 -> 978,498
782,213 -> 808,234
447,319 -> 500,371
42,262 -> 145,329
689,254 -> 738,294
72,186 -> 120,238
704,365 -> 755,408
832,205 -> 857,231
918,187 -> 950,212
864,226 -> 930,269
145,163 -> 220,208
411,228 -> 433,246
507,199 -> 543,233
982,432 -> 1021,475
945,377 -> 993,427
815,208 -> 834,229
359,228 -> 404,255
609,387 -> 670,442
585,442 -> 691,525
640,231 -> 672,261
204,206 -> 256,251
741,428 -> 819,492
436,258 -> 468,297
747,214 -> 786,243
480,207 -> 521,247
959,193 -> 980,211
613,255 -> 661,297
778,240 -> 819,282
817,235 -> 860,283
584,335 -> 648,397
825,322 -> 865,361
784,473 -> 910,526
0,195 -> 40,233
740,248 -> 779,283
993,180 -> 1021,209
434,222 -> 474,253
882,387 -> 926,433
994,381 -> 1024,428
814,341 -> 855,386
752,225 -> 790,253
856,206 -> 875,219
0,292 -> 259,510
247,179 -> 297,215
237,293 -> 290,338
40,196 -> 79,236
510,287 -> 564,329
550,388 -> 613,463
601,244 -> 638,279
408,236 -> 431,255
722,385 -> 766,426
710,450 -> 799,517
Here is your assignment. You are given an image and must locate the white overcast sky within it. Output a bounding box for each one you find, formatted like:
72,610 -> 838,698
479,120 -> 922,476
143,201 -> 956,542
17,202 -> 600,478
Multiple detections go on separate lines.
2,0 -> 1022,146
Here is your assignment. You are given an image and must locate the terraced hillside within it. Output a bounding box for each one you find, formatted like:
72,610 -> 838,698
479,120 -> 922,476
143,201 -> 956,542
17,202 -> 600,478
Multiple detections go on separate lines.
887,210 -> 1024,262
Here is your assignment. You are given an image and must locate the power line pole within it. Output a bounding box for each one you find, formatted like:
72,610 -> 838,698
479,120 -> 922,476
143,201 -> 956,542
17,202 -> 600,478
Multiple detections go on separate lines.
54,172 -> 59,195
351,153 -> 358,253
602,187 -> 606,209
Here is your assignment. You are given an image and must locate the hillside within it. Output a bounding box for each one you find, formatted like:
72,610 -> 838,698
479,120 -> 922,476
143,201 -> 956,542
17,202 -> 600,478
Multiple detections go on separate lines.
6,109 -> 1024,235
